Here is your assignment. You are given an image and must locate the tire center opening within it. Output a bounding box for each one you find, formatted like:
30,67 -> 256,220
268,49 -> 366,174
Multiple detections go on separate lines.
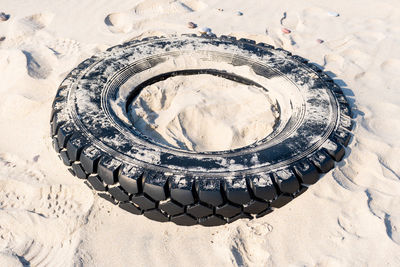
128,73 -> 280,152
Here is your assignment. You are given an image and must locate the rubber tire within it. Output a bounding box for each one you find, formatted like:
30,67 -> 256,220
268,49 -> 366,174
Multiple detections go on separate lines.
50,34 -> 353,226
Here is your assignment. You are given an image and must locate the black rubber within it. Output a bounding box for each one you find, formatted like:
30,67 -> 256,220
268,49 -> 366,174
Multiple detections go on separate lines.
50,34 -> 353,226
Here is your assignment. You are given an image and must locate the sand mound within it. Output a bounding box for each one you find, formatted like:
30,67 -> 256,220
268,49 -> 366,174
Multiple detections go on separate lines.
104,12 -> 133,33
131,74 -> 279,152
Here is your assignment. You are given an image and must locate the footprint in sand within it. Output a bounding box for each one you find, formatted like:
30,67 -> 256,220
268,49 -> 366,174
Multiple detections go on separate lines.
133,0 -> 207,16
0,181 -> 92,219
21,49 -> 53,79
10,12 -> 54,39
0,154 -> 93,219
0,154 -> 93,266
21,12 -> 54,30
0,211 -> 86,266
366,190 -> 400,245
229,221 -> 273,266
105,12 -> 133,34
45,38 -> 81,58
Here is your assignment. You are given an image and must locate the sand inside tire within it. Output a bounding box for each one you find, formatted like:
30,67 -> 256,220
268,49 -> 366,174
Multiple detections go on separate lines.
130,74 -> 279,152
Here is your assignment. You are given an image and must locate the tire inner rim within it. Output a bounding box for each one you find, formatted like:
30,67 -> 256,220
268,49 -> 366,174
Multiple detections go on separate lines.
126,70 -> 281,152
109,51 -> 303,154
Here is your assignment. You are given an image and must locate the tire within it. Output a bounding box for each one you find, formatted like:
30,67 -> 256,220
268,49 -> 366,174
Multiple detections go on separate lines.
50,34 -> 353,226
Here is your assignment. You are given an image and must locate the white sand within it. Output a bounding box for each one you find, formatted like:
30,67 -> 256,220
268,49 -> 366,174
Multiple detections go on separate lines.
0,0 -> 399,266
130,74 -> 278,152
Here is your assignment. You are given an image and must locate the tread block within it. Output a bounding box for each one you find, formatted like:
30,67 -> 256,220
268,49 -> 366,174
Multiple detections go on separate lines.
55,85 -> 68,96
324,139 -> 345,162
275,47 -> 292,56
171,214 -> 197,226
318,72 -> 333,83
68,168 -> 75,176
97,156 -> 121,185
227,212 -> 253,224
50,107 -> 60,123
80,146 -> 102,173
270,194 -> 292,208
170,177 -> 195,206
216,203 -> 241,218
273,169 -> 300,194
199,215 -> 226,227
293,160 -> 320,185
50,112 -> 63,136
339,114 -> 354,131
72,163 -> 88,179
87,175 -> 107,191
327,82 -> 343,94
239,38 -> 256,44
98,193 -> 117,205
131,194 -> 156,210
57,124 -> 74,149
119,203 -> 141,215
52,137 -> 61,152
187,203 -> 213,218
337,97 -> 352,117
238,41 -> 257,52
311,150 -> 335,173
143,209 -> 169,222
197,179 -> 223,206
243,200 -> 269,214
256,208 -> 273,218
66,135 -> 88,161
258,42 -> 274,49
84,181 -> 94,190
51,96 -> 65,110
224,178 -> 251,205
108,186 -> 130,202
292,55 -> 308,63
335,127 -> 352,146
118,165 -> 141,194
143,172 -> 168,201
59,150 -> 72,166
159,200 -> 184,216
220,35 -> 237,42
308,63 -> 322,73
293,186 -> 308,198
247,173 -> 277,201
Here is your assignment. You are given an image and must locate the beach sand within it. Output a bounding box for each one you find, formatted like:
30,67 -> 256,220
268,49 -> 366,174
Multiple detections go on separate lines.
0,0 -> 399,266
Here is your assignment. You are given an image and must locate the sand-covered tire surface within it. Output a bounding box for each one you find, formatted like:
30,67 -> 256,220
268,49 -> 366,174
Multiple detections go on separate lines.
50,35 -> 353,226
